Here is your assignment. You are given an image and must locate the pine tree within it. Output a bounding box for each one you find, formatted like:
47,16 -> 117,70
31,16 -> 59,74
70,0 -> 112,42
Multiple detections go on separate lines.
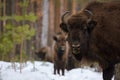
0,0 -> 37,73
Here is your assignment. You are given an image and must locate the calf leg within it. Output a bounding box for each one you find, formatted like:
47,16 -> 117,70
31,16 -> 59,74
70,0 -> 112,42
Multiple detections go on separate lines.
57,68 -> 60,75
103,65 -> 114,80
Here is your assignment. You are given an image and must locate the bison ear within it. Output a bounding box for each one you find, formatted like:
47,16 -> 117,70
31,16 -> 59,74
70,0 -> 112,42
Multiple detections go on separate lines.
53,36 -> 58,41
60,23 -> 69,33
87,20 -> 97,33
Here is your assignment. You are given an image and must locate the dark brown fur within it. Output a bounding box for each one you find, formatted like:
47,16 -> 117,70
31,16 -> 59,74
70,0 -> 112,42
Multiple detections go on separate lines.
52,32 -> 69,76
60,1 -> 120,80
66,51 -> 76,70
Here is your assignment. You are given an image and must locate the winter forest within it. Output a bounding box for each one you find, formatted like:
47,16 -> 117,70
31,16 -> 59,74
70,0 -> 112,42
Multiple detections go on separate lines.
0,0 -> 120,80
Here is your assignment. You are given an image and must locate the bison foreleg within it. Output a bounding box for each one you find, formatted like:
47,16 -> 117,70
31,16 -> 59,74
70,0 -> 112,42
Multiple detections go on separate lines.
62,68 -> 65,76
103,65 -> 114,80
54,65 -> 56,75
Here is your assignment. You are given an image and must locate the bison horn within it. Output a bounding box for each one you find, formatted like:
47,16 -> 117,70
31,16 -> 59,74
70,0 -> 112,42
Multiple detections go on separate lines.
61,11 -> 71,23
84,9 -> 93,22
84,10 -> 93,16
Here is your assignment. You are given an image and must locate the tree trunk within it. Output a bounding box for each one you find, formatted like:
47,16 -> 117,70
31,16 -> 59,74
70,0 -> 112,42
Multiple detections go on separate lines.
1,0 -> 6,61
10,0 -> 17,71
67,0 -> 72,11
26,0 -> 34,60
11,44 -> 16,72
15,0 -> 20,15
20,39 -> 23,73
48,0 -> 54,47
3,0 -> 6,26
41,0 -> 48,47
54,0 -> 60,33
115,63 -> 120,80
0,0 -> 3,33
72,0 -> 76,14
34,0 -> 43,49
60,0 -> 68,21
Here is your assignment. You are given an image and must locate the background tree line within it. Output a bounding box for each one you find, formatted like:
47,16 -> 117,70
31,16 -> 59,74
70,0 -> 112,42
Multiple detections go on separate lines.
0,0 -> 120,78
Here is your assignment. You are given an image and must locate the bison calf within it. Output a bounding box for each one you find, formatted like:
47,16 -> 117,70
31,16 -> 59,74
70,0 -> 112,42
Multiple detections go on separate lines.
52,32 -> 69,76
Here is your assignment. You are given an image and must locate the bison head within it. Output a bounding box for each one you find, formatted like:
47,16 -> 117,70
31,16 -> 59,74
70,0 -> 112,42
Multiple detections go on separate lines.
60,10 -> 97,61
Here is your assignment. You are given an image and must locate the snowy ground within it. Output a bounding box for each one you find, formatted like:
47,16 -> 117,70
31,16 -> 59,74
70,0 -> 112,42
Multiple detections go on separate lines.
0,61 -> 114,80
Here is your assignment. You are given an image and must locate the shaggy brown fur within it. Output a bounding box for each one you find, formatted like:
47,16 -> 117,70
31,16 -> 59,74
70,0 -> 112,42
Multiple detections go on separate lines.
60,1 -> 120,80
52,32 -> 69,76
66,51 -> 76,70
35,46 -> 52,62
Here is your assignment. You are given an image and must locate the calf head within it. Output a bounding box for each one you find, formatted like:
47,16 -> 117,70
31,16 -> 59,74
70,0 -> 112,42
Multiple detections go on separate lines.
53,32 -> 67,58
60,10 -> 97,61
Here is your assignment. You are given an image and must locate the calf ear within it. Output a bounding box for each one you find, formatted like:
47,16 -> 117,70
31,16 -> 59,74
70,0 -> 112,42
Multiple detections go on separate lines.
60,23 -> 69,33
88,20 -> 97,33
53,36 -> 58,41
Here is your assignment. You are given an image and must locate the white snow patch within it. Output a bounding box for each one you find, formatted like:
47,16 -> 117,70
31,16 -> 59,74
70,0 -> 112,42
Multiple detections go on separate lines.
0,61 -> 114,80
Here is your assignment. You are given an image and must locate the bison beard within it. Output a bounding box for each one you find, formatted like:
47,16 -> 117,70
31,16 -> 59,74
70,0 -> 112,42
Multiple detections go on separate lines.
60,1 -> 120,80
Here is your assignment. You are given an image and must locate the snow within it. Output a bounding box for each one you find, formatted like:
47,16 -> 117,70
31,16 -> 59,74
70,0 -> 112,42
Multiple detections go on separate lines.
0,61 -> 114,80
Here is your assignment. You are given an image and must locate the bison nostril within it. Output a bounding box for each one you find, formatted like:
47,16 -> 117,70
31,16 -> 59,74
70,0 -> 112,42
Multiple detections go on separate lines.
60,46 -> 65,50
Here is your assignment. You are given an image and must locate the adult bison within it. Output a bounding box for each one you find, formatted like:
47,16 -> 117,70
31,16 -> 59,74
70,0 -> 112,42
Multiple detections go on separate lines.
35,46 -> 53,62
52,32 -> 69,75
60,1 -> 120,80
